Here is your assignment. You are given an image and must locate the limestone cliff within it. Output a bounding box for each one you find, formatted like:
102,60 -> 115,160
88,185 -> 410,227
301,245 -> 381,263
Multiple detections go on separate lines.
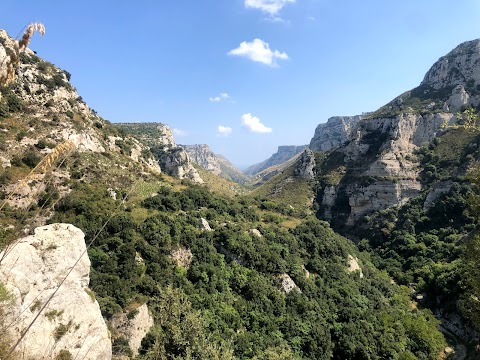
294,149 -> 316,179
309,116 -> 361,152
116,123 -> 203,183
182,144 -> 249,184
0,224 -> 111,360
310,39 -> 480,227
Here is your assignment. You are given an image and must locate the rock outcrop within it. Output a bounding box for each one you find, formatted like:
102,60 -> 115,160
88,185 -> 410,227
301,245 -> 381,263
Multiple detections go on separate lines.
0,29 -> 19,87
199,218 -> 213,231
182,144 -> 249,184
0,224 -> 111,360
111,304 -> 153,357
317,112 -> 454,225
294,149 -> 316,179
422,39 -> 480,93
169,247 -> 193,269
245,145 -> 307,176
309,116 -> 361,152
310,39 -> 480,227
347,255 -> 363,278
117,123 -> 203,183
276,274 -> 300,293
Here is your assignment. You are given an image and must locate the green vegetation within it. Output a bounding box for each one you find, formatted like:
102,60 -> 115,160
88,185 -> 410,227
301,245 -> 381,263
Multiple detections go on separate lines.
50,175 -> 446,359
350,127 -> 480,350
250,165 -> 314,213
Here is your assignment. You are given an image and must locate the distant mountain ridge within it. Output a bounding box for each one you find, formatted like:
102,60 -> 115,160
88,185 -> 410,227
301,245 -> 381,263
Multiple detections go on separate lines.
181,144 -> 250,184
244,145 -> 307,176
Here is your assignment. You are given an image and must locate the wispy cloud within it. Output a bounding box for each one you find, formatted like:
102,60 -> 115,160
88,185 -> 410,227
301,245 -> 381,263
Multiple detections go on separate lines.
217,125 -> 233,137
173,128 -> 187,137
209,93 -> 230,103
245,0 -> 295,16
241,113 -> 272,133
228,39 -> 288,67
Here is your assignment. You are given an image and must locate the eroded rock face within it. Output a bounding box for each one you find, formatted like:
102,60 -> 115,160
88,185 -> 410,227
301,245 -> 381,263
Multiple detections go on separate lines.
319,113 -> 455,224
346,180 -> 421,225
159,147 -> 204,183
111,304 -> 153,357
199,218 -> 213,231
118,123 -> 203,183
309,116 -> 361,152
294,149 -> 316,179
0,30 -> 19,87
0,223 -> 112,360
422,39 -> 480,91
182,144 -> 221,175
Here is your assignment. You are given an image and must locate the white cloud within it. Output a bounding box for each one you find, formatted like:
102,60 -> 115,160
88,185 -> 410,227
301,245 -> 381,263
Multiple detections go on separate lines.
228,39 -> 288,67
245,0 -> 295,16
209,93 -> 230,103
217,125 -> 233,137
241,113 -> 272,133
173,128 -> 187,137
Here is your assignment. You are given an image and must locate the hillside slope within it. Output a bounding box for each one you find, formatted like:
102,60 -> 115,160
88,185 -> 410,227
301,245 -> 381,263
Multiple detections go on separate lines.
0,28 -> 450,360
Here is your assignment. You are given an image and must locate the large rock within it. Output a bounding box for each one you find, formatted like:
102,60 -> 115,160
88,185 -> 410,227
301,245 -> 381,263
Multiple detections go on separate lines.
276,274 -> 300,294
0,224 -> 112,360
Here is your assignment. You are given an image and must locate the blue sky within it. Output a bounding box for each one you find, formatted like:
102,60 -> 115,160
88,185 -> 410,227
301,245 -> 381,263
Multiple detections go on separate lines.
3,1 -> 480,168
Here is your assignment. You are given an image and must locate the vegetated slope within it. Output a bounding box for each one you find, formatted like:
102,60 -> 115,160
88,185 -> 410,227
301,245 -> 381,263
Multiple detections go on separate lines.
52,183 -> 447,359
299,39 -> 480,355
0,29 -> 448,359
182,144 -> 250,185
249,151 -> 316,213
355,128 -> 480,355
193,164 -> 248,197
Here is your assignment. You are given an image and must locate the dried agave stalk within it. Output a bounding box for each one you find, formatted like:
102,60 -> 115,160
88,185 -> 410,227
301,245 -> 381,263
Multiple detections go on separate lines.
0,140 -> 75,212
36,140 -> 75,173
18,23 -> 45,52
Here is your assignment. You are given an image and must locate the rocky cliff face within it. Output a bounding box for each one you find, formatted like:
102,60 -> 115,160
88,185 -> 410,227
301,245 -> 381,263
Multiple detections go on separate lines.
245,145 -> 307,176
309,116 -> 362,152
0,224 -> 111,360
311,39 -> 480,227
182,144 -> 221,174
117,123 -> 203,183
0,29 -> 19,88
294,149 -> 316,179
318,111 -> 455,226
182,144 -> 249,184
